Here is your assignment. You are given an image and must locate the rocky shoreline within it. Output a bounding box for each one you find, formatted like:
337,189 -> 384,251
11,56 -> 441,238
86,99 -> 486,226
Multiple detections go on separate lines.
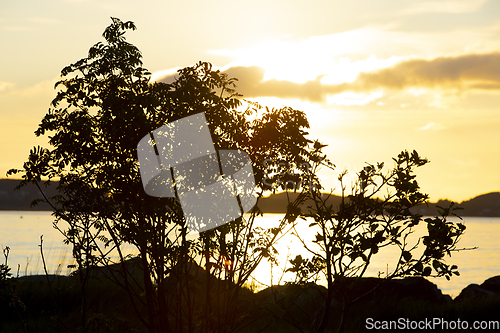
13,272 -> 500,302
3,267 -> 500,332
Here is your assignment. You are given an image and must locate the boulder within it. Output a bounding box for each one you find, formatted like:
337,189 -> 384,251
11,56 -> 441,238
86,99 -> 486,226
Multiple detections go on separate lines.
455,275 -> 500,301
333,277 -> 451,304
455,284 -> 495,301
15,274 -> 69,284
257,277 -> 451,310
382,277 -> 452,303
480,275 -> 500,293
256,283 -> 329,329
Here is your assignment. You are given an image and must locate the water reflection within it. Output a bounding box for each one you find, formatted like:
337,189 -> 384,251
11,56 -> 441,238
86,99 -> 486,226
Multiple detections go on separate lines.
1,212 -> 499,298
249,214 -> 500,298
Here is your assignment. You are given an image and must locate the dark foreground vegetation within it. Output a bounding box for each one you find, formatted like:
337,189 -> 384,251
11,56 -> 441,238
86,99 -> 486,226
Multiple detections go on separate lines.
2,262 -> 500,332
4,18 -> 482,333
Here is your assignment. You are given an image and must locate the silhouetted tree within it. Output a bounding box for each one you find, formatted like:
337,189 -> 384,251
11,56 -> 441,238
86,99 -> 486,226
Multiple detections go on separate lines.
9,17 -> 321,333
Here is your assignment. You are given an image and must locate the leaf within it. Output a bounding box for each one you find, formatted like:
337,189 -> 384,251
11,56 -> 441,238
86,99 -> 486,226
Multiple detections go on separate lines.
402,251 -> 412,262
315,234 -> 325,243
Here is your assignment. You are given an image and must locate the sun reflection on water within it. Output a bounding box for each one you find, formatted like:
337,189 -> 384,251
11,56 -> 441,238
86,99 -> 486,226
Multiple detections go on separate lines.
1,212 -> 499,298
248,214 -> 500,298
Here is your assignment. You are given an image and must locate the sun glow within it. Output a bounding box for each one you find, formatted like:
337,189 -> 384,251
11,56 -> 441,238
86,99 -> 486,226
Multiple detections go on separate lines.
212,29 -> 409,87
220,39 -> 334,83
326,90 -> 384,106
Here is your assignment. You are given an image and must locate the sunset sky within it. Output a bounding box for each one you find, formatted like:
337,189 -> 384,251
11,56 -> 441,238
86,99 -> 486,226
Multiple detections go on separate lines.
1,0 -> 499,202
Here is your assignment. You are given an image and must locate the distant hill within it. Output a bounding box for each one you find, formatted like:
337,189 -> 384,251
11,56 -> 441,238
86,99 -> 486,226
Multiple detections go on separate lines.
0,179 -> 58,210
1,179 -> 499,216
414,192 -> 500,217
257,191 -> 500,217
257,191 -> 341,214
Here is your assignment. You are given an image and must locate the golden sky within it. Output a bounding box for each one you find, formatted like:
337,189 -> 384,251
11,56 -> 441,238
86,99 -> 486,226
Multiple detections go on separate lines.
1,0 -> 499,202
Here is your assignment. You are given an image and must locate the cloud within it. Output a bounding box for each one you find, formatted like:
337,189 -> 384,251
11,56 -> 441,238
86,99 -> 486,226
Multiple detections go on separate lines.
352,52 -> 500,91
157,66 -> 341,102
227,53 -> 500,101
0,78 -> 56,119
223,66 -> 329,102
0,82 -> 15,92
401,0 -> 488,14
150,68 -> 182,83
326,91 -> 384,106
154,53 -> 500,103
417,122 -> 446,131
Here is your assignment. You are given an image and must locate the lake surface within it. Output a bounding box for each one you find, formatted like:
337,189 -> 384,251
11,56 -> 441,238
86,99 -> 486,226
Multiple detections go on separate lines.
1,211 -> 499,298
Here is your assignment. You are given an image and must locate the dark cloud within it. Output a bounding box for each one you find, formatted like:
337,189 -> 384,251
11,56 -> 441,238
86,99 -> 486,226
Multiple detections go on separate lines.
156,72 -> 179,85
156,53 -> 500,102
223,66 -> 331,102
157,66 -> 341,102
353,53 -> 500,91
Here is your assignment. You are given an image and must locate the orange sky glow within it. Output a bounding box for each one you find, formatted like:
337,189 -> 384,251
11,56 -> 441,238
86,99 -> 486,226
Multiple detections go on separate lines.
1,0 -> 499,202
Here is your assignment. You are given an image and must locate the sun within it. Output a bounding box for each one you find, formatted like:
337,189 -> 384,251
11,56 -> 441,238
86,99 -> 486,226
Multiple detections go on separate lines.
215,36 -> 405,92
217,38 -> 333,84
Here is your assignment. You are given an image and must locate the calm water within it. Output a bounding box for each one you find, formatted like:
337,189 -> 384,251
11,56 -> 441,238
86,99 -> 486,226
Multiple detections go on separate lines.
1,211 -> 499,298
0,211 -> 75,276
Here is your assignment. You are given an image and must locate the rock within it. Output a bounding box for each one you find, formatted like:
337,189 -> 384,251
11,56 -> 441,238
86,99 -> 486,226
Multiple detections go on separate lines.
455,275 -> 500,301
257,277 -> 451,312
15,274 -> 69,284
334,277 -> 451,304
480,275 -> 500,293
387,277 -> 452,303
257,283 -> 327,305
455,284 -> 496,301
256,283 -> 328,328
